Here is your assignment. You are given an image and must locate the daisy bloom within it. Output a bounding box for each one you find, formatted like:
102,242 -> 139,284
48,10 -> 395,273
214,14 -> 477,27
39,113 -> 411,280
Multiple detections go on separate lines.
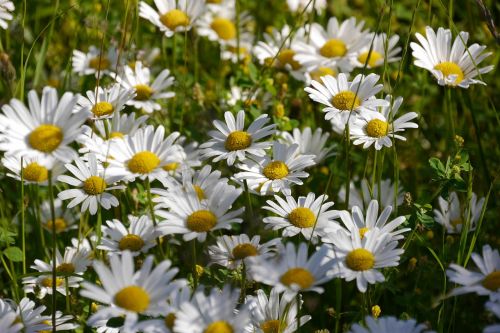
40,198 -> 79,234
433,192 -> 485,234
77,84 -> 136,119
139,0 -> 204,38
2,155 -> 65,186
179,164 -> 229,201
98,215 -> 157,256
0,86 -> 87,162
72,45 -> 119,77
53,246 -> 92,276
197,4 -> 251,46
13,297 -> 52,333
410,26 -> 494,87
115,61 -> 175,113
200,110 -> 276,166
234,142 -> 316,195
220,34 -> 255,64
446,244 -> 500,296
248,242 -> 336,295
353,33 -> 401,69
0,312 -> 22,333
0,0 -> 14,30
484,300 -> 500,333
174,285 -> 250,333
57,154 -> 125,215
339,178 -> 404,210
287,0 -> 326,13
349,316 -> 435,333
246,288 -> 311,333
207,234 -> 281,270
279,127 -> 335,164
263,193 -> 340,242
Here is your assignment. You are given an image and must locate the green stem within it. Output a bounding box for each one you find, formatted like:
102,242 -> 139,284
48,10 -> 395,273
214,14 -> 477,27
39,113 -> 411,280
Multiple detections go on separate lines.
334,279 -> 342,333
20,158 -> 26,275
48,172 -> 57,333
192,240 -> 198,289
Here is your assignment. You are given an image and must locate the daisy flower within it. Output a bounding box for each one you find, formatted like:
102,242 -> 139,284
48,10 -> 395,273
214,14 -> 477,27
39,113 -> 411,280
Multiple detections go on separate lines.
263,193 -> 340,242
174,285 -> 250,333
433,192 -> 485,234
98,215 -> 157,256
139,0 -> 204,38
245,288 -> 311,333
200,110 -> 276,166
179,165 -> 229,201
484,300 -> 500,333
339,178 -> 404,210
446,244 -> 500,296
305,73 -> 389,132
155,182 -> 244,242
348,316 -> 435,333
2,155 -> 65,186
279,127 -> 336,164
350,96 -> 418,150
72,45 -> 119,77
13,297 -> 51,333
115,61 -> 175,113
234,142 -> 316,195
57,154 -> 125,215
53,246 -> 92,275
220,33 -> 255,64
353,33 -> 401,69
77,84 -> 136,120
80,251 -> 182,329
0,312 -> 22,333
0,1 -> 14,30
287,0 -> 326,13
248,242 -> 336,295
410,26 -> 494,87
328,228 -> 404,292
157,137 -> 202,179
0,86 -> 88,162
40,198 -> 79,234
207,234 -> 281,270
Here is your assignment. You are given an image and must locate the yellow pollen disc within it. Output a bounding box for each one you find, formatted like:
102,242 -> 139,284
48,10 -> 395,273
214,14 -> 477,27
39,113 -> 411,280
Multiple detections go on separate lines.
288,207 -> 316,228
277,49 -> 301,70
366,119 -> 389,138
134,84 -> 154,101
162,162 -> 179,172
320,39 -> 347,58
207,0 -> 222,3
451,219 -> 462,228
38,320 -> 52,333
88,56 -> 110,71
210,18 -> 237,41
482,271 -> 500,291
193,185 -> 205,200
225,130 -> 252,151
263,161 -> 289,180
41,277 -> 64,288
204,321 -> 234,333
434,61 -> 464,85
310,66 -> 337,82
232,243 -> 258,260
29,124 -> 63,153
358,50 -> 383,68
359,227 -> 370,239
160,9 -> 190,31
114,286 -> 150,313
261,320 -> 281,333
332,91 -> 361,111
346,248 -> 375,271
128,151 -> 160,174
110,132 -> 124,139
83,176 -> 107,195
56,263 -> 75,274
280,267 -> 315,289
92,101 -> 114,117
186,210 -> 217,232
46,218 -> 67,233
119,234 -> 145,252
165,313 -> 176,330
23,162 -> 49,183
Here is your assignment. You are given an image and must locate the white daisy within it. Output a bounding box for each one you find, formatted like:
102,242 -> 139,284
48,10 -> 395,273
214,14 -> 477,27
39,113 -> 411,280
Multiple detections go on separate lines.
433,192 -> 485,234
348,316 -> 435,333
77,84 -> 136,120
72,45 -> 119,77
350,96 -> 418,150
446,244 -> 500,296
57,153 -> 125,215
53,246 -> 92,275
279,127 -> 335,164
410,26 -> 494,87
40,198 -> 79,234
98,215 -> 157,256
0,86 -> 87,162
139,0 -> 204,38
287,0 -> 326,13
0,0 -> 14,30
200,110 -> 276,166
2,155 -> 65,185
157,137 -> 202,179
0,312 -> 22,333
115,61 -> 175,113
233,142 -> 316,195
339,178 -> 404,210
197,4 -> 251,46
485,300 -> 500,333
14,297 -> 51,333
221,33 -> 255,64
353,33 -> 401,69
178,164 -> 229,201
248,242 -> 336,295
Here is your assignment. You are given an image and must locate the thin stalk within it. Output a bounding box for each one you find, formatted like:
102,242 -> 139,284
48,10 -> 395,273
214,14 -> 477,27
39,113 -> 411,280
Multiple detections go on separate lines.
344,125 -> 351,209
334,278 -> 342,333
20,158 -> 26,275
48,172 -> 57,333
192,240 -> 198,289
145,178 -> 165,258
445,88 -> 456,150
239,263 -> 246,303
296,293 -> 301,333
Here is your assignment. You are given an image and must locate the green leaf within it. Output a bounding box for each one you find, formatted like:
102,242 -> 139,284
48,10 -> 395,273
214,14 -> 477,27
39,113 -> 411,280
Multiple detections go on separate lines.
3,247 -> 23,262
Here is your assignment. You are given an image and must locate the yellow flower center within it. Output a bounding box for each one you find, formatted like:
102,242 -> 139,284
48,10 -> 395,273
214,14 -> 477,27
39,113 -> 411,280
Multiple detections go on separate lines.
261,320 -> 282,333
29,124 -> 63,153
38,320 -> 52,333
434,61 -> 464,85
332,91 -> 361,111
482,271 -> 500,291
83,176 -> 107,195
451,218 -> 462,229
128,151 -> 160,174
56,263 -> 75,274
224,130 -> 252,151
165,313 -> 176,330
41,277 -> 64,288
288,207 -> 316,228
207,0 -> 222,3
204,321 -> 234,333
320,39 -> 347,58
359,227 -> 370,239
23,162 -> 49,183
109,132 -> 124,139
346,248 -> 375,271
88,56 -> 110,71
193,185 -> 205,200
162,162 -> 179,172
263,161 -> 289,180
114,286 -> 150,313
91,101 -> 114,117
358,51 -> 383,68
277,49 -> 301,70
210,18 -> 237,41
46,218 -> 67,233
119,234 -> 145,252
365,119 -> 388,138
160,9 -> 190,31
134,84 -> 154,101
310,66 -> 337,82
232,243 -> 258,260
186,210 -> 217,232
280,267 -> 315,289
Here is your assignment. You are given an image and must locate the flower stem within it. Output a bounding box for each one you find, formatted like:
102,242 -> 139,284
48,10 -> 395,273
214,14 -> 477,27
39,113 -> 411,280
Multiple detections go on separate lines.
48,171 -> 57,333
192,240 -> 198,289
